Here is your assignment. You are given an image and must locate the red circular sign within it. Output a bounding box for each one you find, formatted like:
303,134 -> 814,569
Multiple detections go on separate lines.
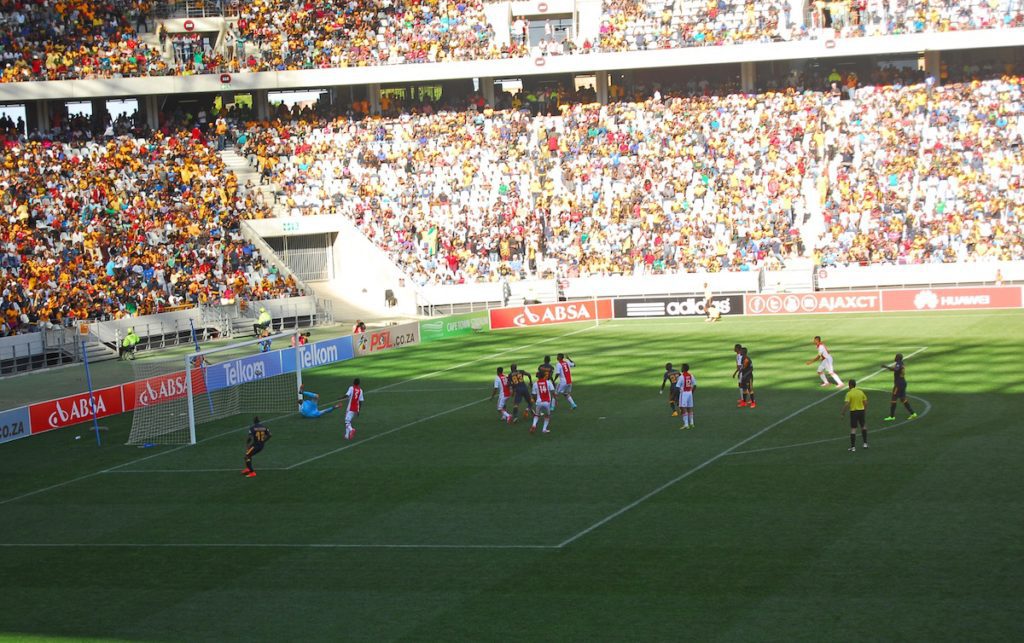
534,57 -> 546,67
184,19 -> 195,31
538,2 -> 548,11
220,73 -> 232,84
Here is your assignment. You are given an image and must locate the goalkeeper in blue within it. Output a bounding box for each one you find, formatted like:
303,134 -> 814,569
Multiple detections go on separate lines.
298,386 -> 336,418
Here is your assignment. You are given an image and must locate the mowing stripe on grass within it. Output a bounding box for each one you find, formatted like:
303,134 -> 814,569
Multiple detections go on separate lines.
0,542 -> 559,550
556,346 -> 928,548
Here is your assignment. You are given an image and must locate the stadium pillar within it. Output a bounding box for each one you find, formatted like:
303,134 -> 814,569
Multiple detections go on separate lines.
481,77 -> 495,106
741,61 -> 756,92
34,100 -> 50,133
924,50 -> 941,83
368,83 -> 381,115
254,89 -> 269,120
596,71 -> 609,105
144,95 -> 159,131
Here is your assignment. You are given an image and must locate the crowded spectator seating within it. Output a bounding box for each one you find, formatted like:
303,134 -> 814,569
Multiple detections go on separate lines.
0,128 -> 298,337
232,0 -> 524,71
0,0 -> 170,82
597,0 -> 791,51
1,0 -> 1023,82
242,76 -> 1024,288
815,76 -> 1024,266
596,0 -> 1023,52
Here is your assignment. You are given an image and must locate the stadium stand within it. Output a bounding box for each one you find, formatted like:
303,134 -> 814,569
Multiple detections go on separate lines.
0,0 -> 169,82
232,0 -> 523,70
239,75 -> 1024,287
0,1 -> 1020,82
0,132 -> 298,337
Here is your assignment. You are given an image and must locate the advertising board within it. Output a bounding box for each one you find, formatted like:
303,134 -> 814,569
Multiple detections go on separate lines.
353,321 -> 421,356
745,291 -> 881,315
881,286 -> 1022,312
489,300 -> 613,329
420,311 -> 490,342
613,295 -> 744,318
0,406 -> 31,444
29,386 -> 125,434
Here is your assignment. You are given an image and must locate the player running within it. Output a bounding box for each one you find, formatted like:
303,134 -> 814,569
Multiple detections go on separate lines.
881,353 -> 918,421
738,347 -> 756,408
530,372 -> 555,434
491,366 -> 514,424
660,363 -> 682,416
340,378 -> 364,440
806,336 -> 844,388
242,416 -> 271,478
675,364 -> 697,429
508,364 -> 534,420
555,353 -> 578,410
298,386 -> 336,418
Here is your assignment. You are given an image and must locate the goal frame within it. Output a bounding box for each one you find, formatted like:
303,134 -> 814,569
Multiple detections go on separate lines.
185,329 -> 303,445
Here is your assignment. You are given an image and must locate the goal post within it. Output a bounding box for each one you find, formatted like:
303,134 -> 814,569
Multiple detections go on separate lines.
127,329 -> 302,446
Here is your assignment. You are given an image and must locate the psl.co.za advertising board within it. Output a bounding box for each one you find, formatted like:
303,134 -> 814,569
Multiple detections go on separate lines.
353,321 -> 421,355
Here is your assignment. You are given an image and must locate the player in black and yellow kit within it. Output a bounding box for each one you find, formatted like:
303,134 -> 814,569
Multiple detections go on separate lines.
509,363 -> 534,420
739,347 -> 756,409
660,363 -> 682,416
881,353 -> 918,421
242,416 -> 272,478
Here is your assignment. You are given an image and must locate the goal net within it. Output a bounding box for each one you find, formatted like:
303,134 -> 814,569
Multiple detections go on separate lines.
126,330 -> 303,445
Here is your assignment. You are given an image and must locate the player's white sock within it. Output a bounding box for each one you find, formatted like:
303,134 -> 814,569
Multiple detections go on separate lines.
542,419 -> 549,432
688,411 -> 694,424
531,417 -> 538,428
820,373 -> 828,384
682,414 -> 689,427
831,373 -> 843,385
567,395 -> 577,409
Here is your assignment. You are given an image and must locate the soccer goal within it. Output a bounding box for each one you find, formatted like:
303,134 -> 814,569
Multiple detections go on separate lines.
126,330 -> 303,445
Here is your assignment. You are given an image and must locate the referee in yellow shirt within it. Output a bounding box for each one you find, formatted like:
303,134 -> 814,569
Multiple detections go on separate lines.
841,379 -> 868,452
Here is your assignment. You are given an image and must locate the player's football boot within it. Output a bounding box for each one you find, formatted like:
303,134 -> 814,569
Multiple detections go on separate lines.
671,410 -> 680,416
908,413 -> 918,419
883,416 -> 896,422
748,402 -> 757,409
836,383 -> 844,388
245,471 -> 257,477
848,447 -> 856,452
820,382 -> 831,387
737,400 -> 747,407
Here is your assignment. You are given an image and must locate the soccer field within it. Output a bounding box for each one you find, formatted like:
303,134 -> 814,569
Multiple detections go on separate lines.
1,310 -> 1022,641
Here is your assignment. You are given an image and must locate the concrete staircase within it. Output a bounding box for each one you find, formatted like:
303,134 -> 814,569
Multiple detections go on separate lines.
219,149 -> 280,213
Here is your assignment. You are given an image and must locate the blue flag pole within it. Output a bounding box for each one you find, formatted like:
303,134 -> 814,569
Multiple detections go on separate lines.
82,339 -> 102,446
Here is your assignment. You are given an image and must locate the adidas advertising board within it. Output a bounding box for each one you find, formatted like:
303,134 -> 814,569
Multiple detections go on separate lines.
612,295 -> 744,318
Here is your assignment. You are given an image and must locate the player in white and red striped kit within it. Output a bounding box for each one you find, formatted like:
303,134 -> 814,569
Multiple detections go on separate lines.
339,378 -> 364,440
491,366 -> 514,424
806,336 -> 844,387
675,364 -> 697,429
531,373 -> 555,434
555,353 -> 578,410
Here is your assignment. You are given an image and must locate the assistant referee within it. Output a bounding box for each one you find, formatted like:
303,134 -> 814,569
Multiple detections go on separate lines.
841,379 -> 868,452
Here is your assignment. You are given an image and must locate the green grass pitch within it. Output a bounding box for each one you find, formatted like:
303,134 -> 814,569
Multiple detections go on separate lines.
0,310 -> 1022,642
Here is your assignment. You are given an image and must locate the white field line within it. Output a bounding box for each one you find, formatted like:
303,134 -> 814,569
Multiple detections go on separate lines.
0,325 -> 596,505
727,390 -> 932,456
284,397 -> 490,469
556,346 -> 929,548
0,542 -> 558,550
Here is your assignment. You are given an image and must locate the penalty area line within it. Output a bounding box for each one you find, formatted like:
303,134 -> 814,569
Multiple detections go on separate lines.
727,390 -> 932,456
284,397 -> 491,470
556,346 -> 928,548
